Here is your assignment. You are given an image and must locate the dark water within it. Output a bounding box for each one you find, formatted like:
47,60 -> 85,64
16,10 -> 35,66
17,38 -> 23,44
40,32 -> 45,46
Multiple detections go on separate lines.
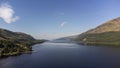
1,42 -> 120,68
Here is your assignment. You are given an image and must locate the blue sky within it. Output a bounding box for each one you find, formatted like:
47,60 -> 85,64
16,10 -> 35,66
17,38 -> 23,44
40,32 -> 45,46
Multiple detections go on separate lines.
0,0 -> 120,39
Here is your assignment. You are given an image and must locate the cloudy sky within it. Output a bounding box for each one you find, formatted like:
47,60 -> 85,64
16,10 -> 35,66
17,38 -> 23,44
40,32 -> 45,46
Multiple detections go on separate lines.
0,0 -> 120,39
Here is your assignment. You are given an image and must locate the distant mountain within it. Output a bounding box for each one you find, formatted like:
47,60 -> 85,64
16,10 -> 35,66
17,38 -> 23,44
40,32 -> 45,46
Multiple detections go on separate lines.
0,28 -> 45,57
50,35 -> 78,43
76,17 -> 120,46
57,35 -> 78,41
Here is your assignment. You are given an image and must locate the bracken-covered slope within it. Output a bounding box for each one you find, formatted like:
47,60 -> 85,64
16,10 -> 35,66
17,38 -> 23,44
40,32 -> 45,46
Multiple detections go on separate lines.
84,17 -> 120,34
77,17 -> 120,46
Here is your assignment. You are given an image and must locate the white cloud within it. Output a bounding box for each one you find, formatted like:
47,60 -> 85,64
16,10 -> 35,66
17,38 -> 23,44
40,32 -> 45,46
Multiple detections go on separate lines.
0,3 -> 19,23
61,21 -> 67,27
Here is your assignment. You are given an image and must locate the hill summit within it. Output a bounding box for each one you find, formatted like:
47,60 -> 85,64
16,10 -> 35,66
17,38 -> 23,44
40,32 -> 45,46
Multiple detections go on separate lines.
84,17 -> 120,34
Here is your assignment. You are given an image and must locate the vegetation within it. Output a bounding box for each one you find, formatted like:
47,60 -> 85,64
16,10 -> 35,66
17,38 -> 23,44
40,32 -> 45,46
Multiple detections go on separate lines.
0,28 -> 45,57
76,31 -> 120,46
0,40 -> 31,57
75,17 -> 120,46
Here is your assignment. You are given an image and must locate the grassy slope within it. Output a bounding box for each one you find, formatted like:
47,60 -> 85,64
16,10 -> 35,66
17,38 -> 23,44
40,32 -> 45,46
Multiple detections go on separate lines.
76,31 -> 120,46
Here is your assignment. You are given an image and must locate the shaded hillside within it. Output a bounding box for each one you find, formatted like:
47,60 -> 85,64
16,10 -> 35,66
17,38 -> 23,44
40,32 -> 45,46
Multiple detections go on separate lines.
0,28 -> 45,57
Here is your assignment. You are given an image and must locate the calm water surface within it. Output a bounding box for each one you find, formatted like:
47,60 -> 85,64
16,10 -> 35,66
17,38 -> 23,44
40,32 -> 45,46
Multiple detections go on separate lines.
0,42 -> 120,68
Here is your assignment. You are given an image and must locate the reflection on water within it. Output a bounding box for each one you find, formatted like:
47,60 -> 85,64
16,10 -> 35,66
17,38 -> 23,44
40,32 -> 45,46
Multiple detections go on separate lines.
1,42 -> 120,68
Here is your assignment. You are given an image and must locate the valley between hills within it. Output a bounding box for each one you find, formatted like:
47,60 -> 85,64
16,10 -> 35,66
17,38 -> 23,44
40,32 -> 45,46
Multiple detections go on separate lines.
0,17 -> 120,57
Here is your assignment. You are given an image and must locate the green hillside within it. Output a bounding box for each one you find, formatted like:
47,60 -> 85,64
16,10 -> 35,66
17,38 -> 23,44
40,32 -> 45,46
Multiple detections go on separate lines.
0,28 -> 45,57
76,31 -> 120,46
76,17 -> 120,46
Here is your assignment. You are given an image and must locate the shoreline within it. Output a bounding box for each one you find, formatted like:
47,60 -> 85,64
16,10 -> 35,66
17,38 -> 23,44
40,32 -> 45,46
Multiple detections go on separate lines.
0,41 -> 45,58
